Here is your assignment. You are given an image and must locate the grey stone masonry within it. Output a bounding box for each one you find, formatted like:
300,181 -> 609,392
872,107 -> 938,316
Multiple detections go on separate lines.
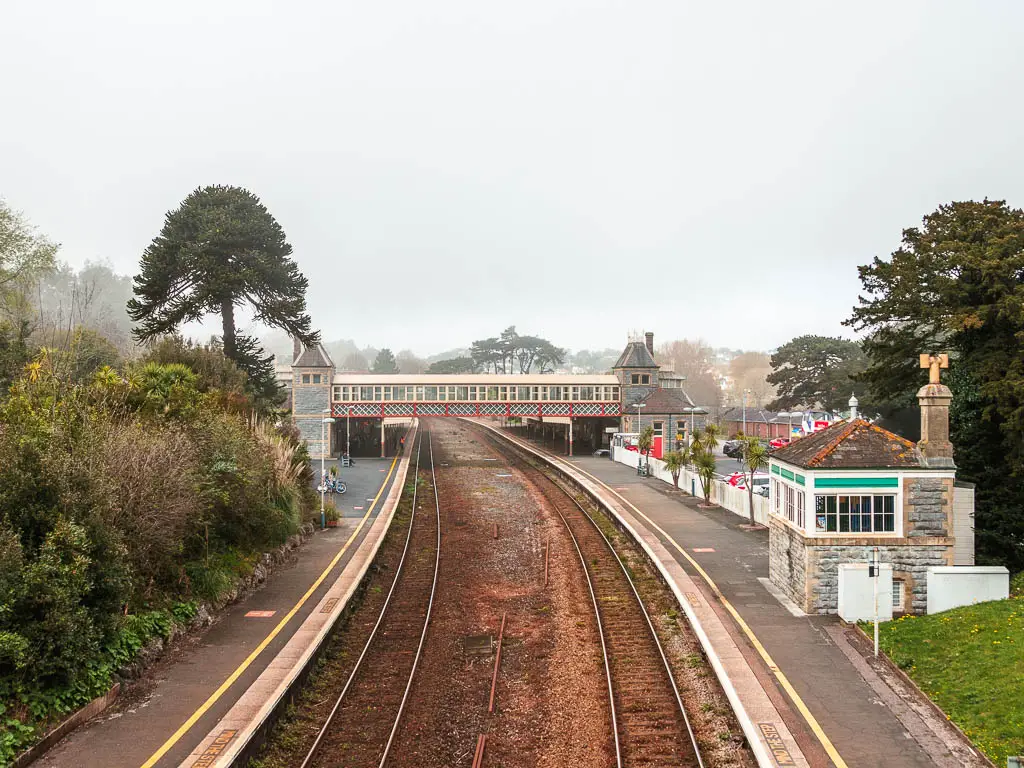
293,381 -> 331,457
906,477 -> 948,537
293,383 -> 330,415
768,519 -> 808,609
296,417 -> 327,457
807,542 -> 950,614
770,519 -> 953,614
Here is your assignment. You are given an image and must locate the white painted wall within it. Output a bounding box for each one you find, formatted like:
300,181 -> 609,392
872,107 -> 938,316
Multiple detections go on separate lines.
926,566 -> 1009,614
611,449 -> 769,524
952,483 -> 975,566
838,563 -> 893,622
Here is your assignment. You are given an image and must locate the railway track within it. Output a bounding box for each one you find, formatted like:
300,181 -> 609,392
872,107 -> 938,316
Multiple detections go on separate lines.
301,430 -> 441,768
480,427 -> 705,768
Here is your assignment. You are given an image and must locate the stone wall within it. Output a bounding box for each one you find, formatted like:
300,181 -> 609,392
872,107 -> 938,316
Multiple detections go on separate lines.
293,382 -> 330,415
806,541 -> 952,614
770,519 -> 953,614
293,381 -> 331,456
768,518 -> 808,609
905,477 -> 951,537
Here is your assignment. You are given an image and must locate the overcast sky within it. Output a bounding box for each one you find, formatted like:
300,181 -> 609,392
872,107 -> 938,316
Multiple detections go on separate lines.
3,1 -> 1024,356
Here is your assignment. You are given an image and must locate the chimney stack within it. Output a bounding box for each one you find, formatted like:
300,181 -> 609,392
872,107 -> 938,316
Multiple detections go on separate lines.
645,331 -> 654,357
292,335 -> 303,364
848,393 -> 859,420
917,353 -> 955,468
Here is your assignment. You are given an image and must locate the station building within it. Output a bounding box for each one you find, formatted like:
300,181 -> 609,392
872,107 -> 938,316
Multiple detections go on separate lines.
288,331 -> 707,460
767,360 -> 977,615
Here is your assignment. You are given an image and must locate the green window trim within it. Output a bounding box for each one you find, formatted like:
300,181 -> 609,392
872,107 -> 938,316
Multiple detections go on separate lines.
771,465 -> 781,475
814,477 -> 898,489
795,474 -> 805,486
780,467 -> 795,481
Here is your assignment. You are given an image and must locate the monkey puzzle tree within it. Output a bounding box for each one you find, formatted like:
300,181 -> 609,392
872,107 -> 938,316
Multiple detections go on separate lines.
128,186 -> 319,365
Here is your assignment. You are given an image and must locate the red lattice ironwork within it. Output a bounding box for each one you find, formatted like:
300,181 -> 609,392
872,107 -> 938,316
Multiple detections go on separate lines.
332,402 -> 621,419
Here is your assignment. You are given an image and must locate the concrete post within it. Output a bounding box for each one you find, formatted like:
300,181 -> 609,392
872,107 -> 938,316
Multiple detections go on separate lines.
380,420 -> 386,458
569,418 -> 574,457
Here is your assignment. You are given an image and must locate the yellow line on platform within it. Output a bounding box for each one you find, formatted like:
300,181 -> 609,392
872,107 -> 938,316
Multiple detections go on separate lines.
139,456 -> 400,768
546,450 -> 849,768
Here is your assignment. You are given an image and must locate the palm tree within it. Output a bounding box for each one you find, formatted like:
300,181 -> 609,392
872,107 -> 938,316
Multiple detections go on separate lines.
663,448 -> 690,489
702,422 -> 721,452
741,437 -> 770,524
693,449 -> 717,505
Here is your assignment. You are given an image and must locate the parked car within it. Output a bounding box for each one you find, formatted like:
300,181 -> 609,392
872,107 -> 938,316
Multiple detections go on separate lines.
734,472 -> 770,492
769,437 -> 792,449
723,439 -> 744,458
724,471 -> 744,486
593,448 -> 610,457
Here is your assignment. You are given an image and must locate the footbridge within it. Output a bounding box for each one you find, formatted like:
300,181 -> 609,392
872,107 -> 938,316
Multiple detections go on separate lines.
329,374 -> 622,419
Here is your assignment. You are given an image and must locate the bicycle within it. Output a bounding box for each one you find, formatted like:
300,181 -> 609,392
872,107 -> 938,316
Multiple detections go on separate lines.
318,477 -> 348,495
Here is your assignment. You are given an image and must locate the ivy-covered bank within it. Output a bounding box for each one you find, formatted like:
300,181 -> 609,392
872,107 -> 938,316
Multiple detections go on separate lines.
0,339 -> 319,765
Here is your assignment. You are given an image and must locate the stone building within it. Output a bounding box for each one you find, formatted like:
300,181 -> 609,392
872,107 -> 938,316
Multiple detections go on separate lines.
291,342 -> 335,458
613,332 -> 707,458
767,361 -> 974,614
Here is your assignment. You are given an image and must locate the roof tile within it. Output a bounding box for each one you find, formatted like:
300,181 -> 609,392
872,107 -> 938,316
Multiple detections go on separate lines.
770,419 -> 924,469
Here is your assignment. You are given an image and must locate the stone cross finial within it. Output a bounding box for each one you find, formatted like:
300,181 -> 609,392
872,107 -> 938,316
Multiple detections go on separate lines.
919,353 -> 949,384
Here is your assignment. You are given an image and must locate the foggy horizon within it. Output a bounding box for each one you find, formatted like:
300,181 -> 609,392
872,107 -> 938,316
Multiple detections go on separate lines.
4,1 -> 1024,356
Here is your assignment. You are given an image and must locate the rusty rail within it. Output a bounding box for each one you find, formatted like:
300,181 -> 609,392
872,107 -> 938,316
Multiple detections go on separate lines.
488,612 -> 507,714
544,541 -> 550,587
298,431 -> 442,768
471,734 -> 488,768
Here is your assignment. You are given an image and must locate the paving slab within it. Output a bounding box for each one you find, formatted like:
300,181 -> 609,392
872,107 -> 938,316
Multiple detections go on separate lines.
34,454 -> 406,768
561,451 -> 963,768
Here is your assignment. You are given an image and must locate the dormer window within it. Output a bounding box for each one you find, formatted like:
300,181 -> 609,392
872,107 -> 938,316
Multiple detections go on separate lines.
630,374 -> 651,385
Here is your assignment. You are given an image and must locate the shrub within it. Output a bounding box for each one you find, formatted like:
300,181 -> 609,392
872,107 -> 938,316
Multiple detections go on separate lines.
1011,570 -> 1024,597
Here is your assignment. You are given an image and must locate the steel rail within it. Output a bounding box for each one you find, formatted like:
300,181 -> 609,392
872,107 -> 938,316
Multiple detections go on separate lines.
298,430 -> 440,768
483,429 -> 705,768
377,430 -> 442,767
541,466 -> 624,767
560,486 -> 706,768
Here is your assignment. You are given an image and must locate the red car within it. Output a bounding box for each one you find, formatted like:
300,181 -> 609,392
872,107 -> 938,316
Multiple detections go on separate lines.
769,437 -> 792,449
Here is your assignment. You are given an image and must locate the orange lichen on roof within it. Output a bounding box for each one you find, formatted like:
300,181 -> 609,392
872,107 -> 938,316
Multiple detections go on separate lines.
772,418 -> 924,469
806,421 -> 859,467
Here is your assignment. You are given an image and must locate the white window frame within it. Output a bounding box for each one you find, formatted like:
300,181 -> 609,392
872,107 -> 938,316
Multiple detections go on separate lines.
892,580 -> 906,612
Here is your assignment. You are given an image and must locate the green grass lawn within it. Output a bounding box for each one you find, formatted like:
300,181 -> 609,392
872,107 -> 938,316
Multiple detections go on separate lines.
872,594 -> 1023,764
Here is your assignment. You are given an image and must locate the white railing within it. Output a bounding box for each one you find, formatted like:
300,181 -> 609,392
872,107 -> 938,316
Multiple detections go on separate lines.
611,447 -> 769,525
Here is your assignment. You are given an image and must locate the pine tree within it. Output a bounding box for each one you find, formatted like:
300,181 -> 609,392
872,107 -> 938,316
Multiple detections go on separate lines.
372,348 -> 399,373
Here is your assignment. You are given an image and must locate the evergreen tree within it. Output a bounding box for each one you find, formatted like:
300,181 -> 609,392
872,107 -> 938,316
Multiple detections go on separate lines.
127,185 -> 319,365
426,356 -> 479,374
846,199 -> 1024,570
766,335 -> 867,413
372,348 -> 399,373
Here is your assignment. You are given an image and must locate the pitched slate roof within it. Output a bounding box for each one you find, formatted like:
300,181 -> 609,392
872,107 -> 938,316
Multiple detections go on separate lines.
613,340 -> 658,369
634,387 -> 708,415
770,418 -> 924,469
293,344 -> 335,368
720,407 -> 789,424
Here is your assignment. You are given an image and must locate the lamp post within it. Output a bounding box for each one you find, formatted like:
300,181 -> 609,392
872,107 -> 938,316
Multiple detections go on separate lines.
320,415 -> 336,530
742,390 -> 748,435
634,402 -> 646,473
346,405 -> 353,461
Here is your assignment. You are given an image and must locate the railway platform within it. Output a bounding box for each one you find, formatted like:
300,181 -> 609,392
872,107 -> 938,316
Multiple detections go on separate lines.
527,441 -> 976,768
33,452 -> 410,768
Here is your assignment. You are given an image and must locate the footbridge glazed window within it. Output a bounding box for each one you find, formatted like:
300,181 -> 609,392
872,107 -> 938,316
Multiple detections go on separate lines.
815,494 -> 896,533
